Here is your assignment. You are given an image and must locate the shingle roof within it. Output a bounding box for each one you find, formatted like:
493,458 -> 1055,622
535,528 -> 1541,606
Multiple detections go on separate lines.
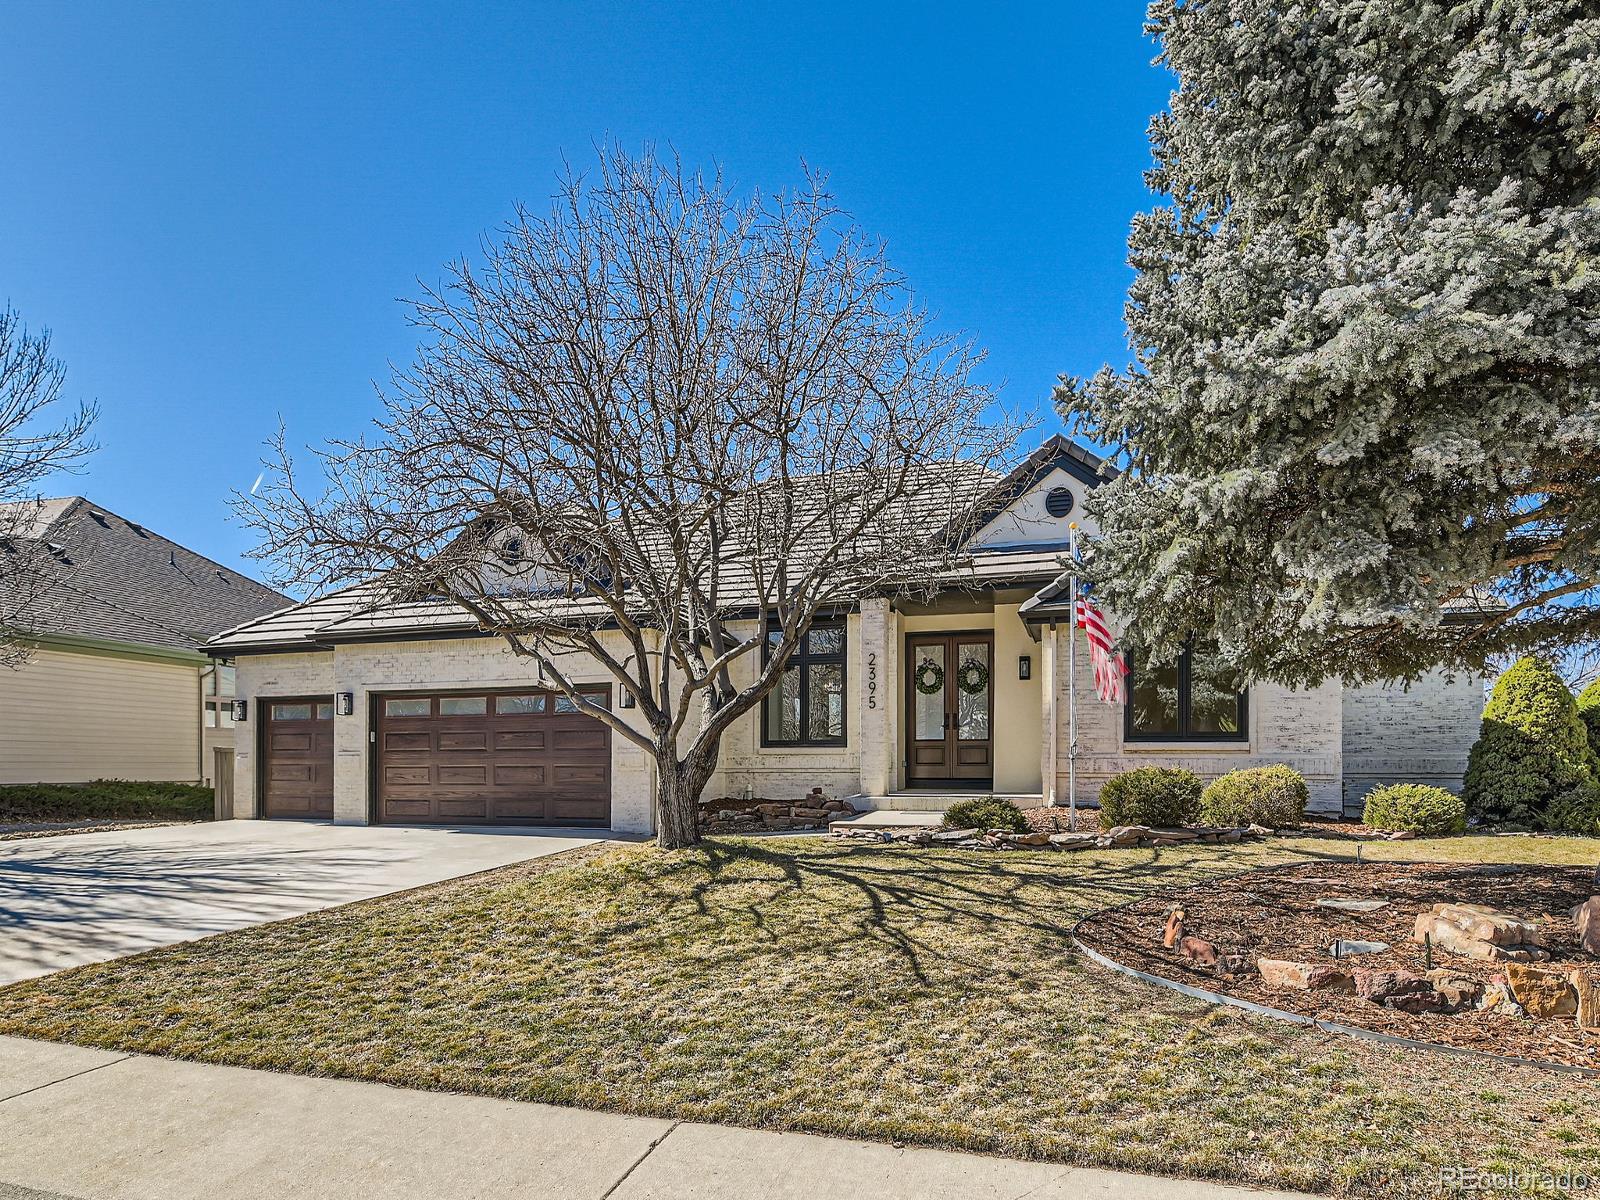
0,497 -> 292,654
204,439 -> 1102,655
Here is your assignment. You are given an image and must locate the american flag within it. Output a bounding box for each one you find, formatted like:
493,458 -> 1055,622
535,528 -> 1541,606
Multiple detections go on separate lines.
1074,581 -> 1128,705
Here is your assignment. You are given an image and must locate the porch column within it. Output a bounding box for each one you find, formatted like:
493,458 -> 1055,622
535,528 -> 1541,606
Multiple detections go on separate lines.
858,597 -> 896,797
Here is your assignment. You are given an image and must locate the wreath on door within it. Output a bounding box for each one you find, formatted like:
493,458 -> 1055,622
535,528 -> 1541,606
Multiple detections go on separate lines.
956,657 -> 990,696
914,659 -> 945,695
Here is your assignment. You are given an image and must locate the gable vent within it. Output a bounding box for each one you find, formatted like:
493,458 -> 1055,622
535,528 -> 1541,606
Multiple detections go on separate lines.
1044,487 -> 1075,519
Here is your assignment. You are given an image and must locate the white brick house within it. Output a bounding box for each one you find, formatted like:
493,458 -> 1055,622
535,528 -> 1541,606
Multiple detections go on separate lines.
207,437 -> 1486,835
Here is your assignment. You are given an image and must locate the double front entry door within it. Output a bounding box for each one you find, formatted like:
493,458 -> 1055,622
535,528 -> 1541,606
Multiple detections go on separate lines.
906,633 -> 994,785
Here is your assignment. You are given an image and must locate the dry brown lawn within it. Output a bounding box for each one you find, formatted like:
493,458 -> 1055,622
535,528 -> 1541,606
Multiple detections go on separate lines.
0,832 -> 1597,1197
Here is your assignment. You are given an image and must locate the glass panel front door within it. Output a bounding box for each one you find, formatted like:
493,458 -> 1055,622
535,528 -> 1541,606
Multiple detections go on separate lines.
906,633 -> 993,785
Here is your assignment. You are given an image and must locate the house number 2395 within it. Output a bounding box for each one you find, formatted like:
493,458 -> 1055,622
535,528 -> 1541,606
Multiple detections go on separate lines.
866,651 -> 878,709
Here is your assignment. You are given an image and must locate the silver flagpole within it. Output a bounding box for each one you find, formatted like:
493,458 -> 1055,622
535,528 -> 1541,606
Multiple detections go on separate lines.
1066,523 -> 1079,824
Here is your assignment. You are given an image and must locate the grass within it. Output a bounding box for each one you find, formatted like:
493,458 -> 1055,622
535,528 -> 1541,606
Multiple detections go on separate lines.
0,779 -> 213,824
0,833 -> 1597,1196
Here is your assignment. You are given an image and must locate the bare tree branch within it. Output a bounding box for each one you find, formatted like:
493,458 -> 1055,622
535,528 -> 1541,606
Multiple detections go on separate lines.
238,145 -> 1021,846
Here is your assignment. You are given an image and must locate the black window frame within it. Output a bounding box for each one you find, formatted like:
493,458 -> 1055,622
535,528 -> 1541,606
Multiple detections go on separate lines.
1122,646 -> 1249,743
760,618 -> 849,748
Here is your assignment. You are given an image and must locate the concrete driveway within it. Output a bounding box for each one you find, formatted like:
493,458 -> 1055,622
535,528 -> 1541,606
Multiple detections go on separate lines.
0,820 -> 605,985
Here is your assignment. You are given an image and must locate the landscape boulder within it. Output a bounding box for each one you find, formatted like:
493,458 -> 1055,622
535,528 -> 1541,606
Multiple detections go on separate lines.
1571,970 -> 1600,1030
1162,908 -> 1187,949
1048,832 -> 1099,850
1504,963 -> 1578,1019
1257,958 -> 1355,993
1352,969 -> 1444,1013
1412,903 -> 1548,962
1178,935 -> 1219,967
1425,969 -> 1485,1011
1572,897 -> 1600,955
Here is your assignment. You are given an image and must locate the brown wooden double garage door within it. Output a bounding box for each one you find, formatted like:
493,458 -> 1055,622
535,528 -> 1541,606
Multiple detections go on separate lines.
262,688 -> 612,826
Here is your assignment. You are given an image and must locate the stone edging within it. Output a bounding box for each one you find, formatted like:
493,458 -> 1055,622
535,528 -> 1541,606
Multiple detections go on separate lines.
1070,920 -> 1600,1080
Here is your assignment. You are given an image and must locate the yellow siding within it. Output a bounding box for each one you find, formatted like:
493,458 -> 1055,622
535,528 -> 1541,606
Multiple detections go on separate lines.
0,647 -> 202,784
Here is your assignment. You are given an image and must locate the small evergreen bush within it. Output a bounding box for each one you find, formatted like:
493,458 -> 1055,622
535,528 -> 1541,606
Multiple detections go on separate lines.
1547,779 -> 1600,837
941,796 -> 1026,833
1199,765 -> 1308,828
1361,784 -> 1466,836
1463,657 -> 1592,828
1097,767 -> 1202,829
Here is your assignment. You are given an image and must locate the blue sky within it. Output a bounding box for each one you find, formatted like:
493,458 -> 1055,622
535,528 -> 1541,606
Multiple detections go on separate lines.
1,2 -> 1169,584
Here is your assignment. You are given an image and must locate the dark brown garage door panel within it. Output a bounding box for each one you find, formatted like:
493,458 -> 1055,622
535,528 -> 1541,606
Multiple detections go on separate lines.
262,697 -> 335,819
375,689 -> 611,826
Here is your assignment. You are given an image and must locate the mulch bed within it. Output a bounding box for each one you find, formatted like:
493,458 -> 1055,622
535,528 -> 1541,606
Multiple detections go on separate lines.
1020,806 -> 1104,833
1076,860 -> 1600,1070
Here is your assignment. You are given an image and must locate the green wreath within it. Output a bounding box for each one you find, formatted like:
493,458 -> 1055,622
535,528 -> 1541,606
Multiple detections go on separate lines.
956,657 -> 990,696
914,660 -> 945,695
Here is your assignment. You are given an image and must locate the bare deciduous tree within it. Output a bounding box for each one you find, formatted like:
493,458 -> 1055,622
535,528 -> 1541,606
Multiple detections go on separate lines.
0,307 -> 97,668
242,146 -> 1017,847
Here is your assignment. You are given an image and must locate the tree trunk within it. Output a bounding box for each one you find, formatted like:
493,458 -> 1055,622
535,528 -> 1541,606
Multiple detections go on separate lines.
654,749 -> 719,849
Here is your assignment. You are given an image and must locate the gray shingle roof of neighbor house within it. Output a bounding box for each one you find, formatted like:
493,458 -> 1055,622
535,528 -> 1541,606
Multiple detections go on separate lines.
0,496 -> 292,654
206,437 -> 1116,656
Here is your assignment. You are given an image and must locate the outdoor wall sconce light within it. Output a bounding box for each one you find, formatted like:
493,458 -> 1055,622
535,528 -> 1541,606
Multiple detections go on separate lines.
1018,655 -> 1032,680
619,691 -> 636,709
231,699 -> 248,723
336,692 -> 354,716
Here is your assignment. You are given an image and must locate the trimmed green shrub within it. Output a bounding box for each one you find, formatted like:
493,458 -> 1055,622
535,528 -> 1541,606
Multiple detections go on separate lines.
1199,765 -> 1308,828
1097,767 -> 1202,830
0,779 -> 214,823
1361,784 -> 1467,836
1547,779 -> 1600,837
1463,657 -> 1592,829
941,796 -> 1027,833
1578,679 -> 1600,762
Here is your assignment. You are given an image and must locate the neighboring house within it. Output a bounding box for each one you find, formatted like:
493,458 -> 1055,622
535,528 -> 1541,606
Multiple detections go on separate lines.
0,497 -> 290,787
205,436 -> 1488,834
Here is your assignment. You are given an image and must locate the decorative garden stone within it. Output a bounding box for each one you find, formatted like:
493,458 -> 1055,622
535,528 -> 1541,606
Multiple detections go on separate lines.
1504,963 -> 1578,1019
1162,908 -> 1186,949
1328,940 -> 1388,958
1178,935 -> 1219,967
1425,969 -> 1484,1011
1352,969 -> 1443,1012
1571,970 -> 1600,1030
1572,897 -> 1600,955
1315,898 -> 1390,913
1475,981 -> 1525,1017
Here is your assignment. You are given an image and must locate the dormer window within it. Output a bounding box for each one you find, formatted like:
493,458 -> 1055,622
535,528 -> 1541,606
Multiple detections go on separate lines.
496,535 -> 525,566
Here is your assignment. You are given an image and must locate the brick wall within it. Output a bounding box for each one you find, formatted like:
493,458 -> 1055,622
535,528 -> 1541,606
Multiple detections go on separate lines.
1045,627 -> 1345,815
1341,672 -> 1486,814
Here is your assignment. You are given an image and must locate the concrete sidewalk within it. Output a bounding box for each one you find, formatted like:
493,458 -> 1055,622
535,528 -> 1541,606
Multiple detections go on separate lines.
0,1036 -> 1313,1200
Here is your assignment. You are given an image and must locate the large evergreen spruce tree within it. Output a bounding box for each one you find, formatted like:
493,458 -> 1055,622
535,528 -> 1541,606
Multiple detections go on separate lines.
1060,2 -> 1600,686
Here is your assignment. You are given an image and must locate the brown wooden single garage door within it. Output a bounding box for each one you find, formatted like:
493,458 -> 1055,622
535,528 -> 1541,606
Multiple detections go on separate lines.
375,688 -> 611,826
262,696 -> 335,819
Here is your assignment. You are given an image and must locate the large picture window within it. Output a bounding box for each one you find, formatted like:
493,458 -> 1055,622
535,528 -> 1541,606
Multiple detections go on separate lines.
762,621 -> 847,746
1124,645 -> 1248,742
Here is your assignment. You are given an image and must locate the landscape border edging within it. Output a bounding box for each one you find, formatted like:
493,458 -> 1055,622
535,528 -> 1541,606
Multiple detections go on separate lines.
1070,876 -> 1600,1080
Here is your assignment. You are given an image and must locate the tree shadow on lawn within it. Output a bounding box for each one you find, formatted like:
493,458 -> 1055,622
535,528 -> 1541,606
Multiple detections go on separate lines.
626,837 -> 1355,987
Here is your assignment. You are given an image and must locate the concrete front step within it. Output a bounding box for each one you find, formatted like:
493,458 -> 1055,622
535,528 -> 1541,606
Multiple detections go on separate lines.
846,792 -> 1046,814
827,810 -> 945,832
